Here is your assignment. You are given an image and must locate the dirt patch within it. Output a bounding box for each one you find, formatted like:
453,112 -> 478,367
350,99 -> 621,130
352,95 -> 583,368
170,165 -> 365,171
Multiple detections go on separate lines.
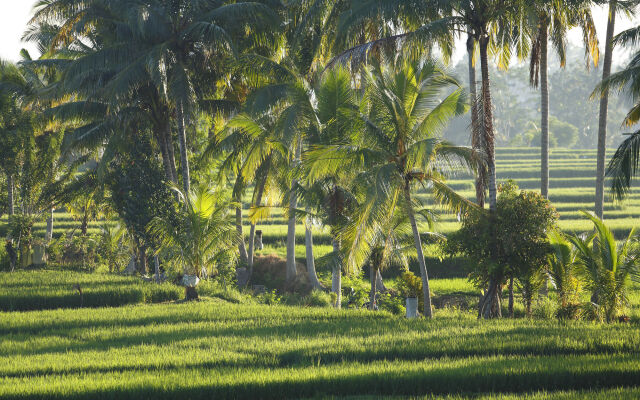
251,255 -> 311,294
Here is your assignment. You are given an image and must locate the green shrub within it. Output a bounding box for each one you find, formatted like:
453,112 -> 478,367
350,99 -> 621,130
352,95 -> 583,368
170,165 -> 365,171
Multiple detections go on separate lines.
532,297 -> 557,320
303,290 -> 332,307
377,292 -> 404,315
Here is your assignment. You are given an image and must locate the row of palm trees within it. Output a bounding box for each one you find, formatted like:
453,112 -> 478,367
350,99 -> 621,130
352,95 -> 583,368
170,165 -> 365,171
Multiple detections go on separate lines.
1,0 -> 639,317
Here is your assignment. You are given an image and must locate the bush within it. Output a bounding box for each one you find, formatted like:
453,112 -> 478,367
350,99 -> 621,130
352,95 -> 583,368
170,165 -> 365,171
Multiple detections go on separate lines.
397,271 -> 425,313
302,290 -> 332,307
377,292 -> 404,315
532,297 -> 557,320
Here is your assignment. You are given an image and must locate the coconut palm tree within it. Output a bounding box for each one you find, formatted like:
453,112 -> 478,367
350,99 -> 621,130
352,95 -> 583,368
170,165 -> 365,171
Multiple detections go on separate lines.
31,0 -> 279,194
306,56 -> 477,317
547,231 -> 580,310
206,110 -> 289,283
335,0 -> 523,212
595,0 -> 626,219
525,0 -> 598,199
569,211 -> 640,322
597,23 -> 640,201
148,186 -> 239,300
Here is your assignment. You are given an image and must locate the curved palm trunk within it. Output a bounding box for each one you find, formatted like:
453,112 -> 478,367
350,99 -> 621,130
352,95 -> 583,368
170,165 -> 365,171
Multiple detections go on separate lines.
7,173 -> 14,216
305,218 -> 324,290
468,34 -> 485,208
479,35 -> 498,212
595,1 -> 617,219
540,23 -> 550,199
376,269 -> 387,292
236,206 -> 248,264
332,239 -> 342,309
404,185 -> 433,318
286,141 -> 302,282
45,206 -> 54,243
369,264 -> 377,310
176,102 -> 190,194
158,122 -> 178,184
246,180 -> 266,284
508,275 -> 514,318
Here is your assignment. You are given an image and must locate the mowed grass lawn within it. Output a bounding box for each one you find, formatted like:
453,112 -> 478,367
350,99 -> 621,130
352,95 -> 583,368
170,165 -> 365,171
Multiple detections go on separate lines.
1,280 -> 640,399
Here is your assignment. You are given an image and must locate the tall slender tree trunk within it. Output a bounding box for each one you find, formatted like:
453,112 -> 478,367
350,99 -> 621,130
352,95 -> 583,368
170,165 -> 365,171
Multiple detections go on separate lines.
166,128 -> 179,185
154,256 -> 160,283
540,22 -> 550,199
7,174 -> 14,216
246,180 -> 265,284
332,239 -> 342,309
305,216 -> 324,290
176,102 -> 190,194
286,141 -> 301,282
479,35 -> 498,212
158,123 -> 178,184
369,264 -> 377,310
376,269 -> 387,292
236,206 -> 248,264
595,1 -> 617,219
45,206 -> 54,243
508,276 -> 514,318
404,184 -> 433,318
468,34 -> 485,208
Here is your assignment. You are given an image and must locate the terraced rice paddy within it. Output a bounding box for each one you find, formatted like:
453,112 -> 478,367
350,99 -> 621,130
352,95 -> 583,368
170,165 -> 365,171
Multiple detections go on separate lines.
1,148 -> 639,398
4,148 -> 637,263
1,292 -> 640,399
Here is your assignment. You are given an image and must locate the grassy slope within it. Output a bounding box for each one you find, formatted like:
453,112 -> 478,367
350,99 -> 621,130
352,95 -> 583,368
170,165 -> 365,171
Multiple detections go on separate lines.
3,148 -> 638,262
1,299 -> 639,399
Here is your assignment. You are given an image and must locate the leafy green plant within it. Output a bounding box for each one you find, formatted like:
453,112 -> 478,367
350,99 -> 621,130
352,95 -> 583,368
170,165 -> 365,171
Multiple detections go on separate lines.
569,211 -> 640,323
148,186 -> 239,298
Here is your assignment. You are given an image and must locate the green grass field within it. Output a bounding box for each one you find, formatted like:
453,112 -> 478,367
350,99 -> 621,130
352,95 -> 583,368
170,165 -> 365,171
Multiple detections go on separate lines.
1,285 -> 639,399
1,148 -> 640,399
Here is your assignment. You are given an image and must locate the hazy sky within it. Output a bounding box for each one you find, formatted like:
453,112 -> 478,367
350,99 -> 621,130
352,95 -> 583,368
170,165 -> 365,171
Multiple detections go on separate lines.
0,1 -> 638,65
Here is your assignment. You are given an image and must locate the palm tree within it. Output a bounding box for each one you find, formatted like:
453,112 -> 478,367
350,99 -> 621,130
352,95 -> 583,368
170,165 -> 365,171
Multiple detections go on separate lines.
595,0 -> 621,219
569,211 -> 639,322
598,23 -> 640,201
526,0 -> 598,199
335,0 -> 523,212
206,110 -> 289,283
307,56 -> 476,317
148,186 -> 239,300
547,231 -> 580,310
31,0 -> 279,194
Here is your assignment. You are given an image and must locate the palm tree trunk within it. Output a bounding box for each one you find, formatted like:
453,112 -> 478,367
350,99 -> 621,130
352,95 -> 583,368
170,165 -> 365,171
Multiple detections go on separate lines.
45,206 -> 54,243
166,128 -> 179,185
236,206 -> 248,264
176,102 -> 190,194
540,22 -> 550,199
305,216 -> 324,290
158,123 -> 178,184
508,276 -> 514,317
369,264 -> 377,310
376,269 -> 387,292
595,1 -> 617,219
479,35 -> 498,212
7,173 -> 14,216
332,239 -> 342,309
468,34 -> 485,208
246,180 -> 266,284
404,185 -> 433,318
154,256 -> 160,283
286,141 -> 302,282
478,277 -> 502,319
